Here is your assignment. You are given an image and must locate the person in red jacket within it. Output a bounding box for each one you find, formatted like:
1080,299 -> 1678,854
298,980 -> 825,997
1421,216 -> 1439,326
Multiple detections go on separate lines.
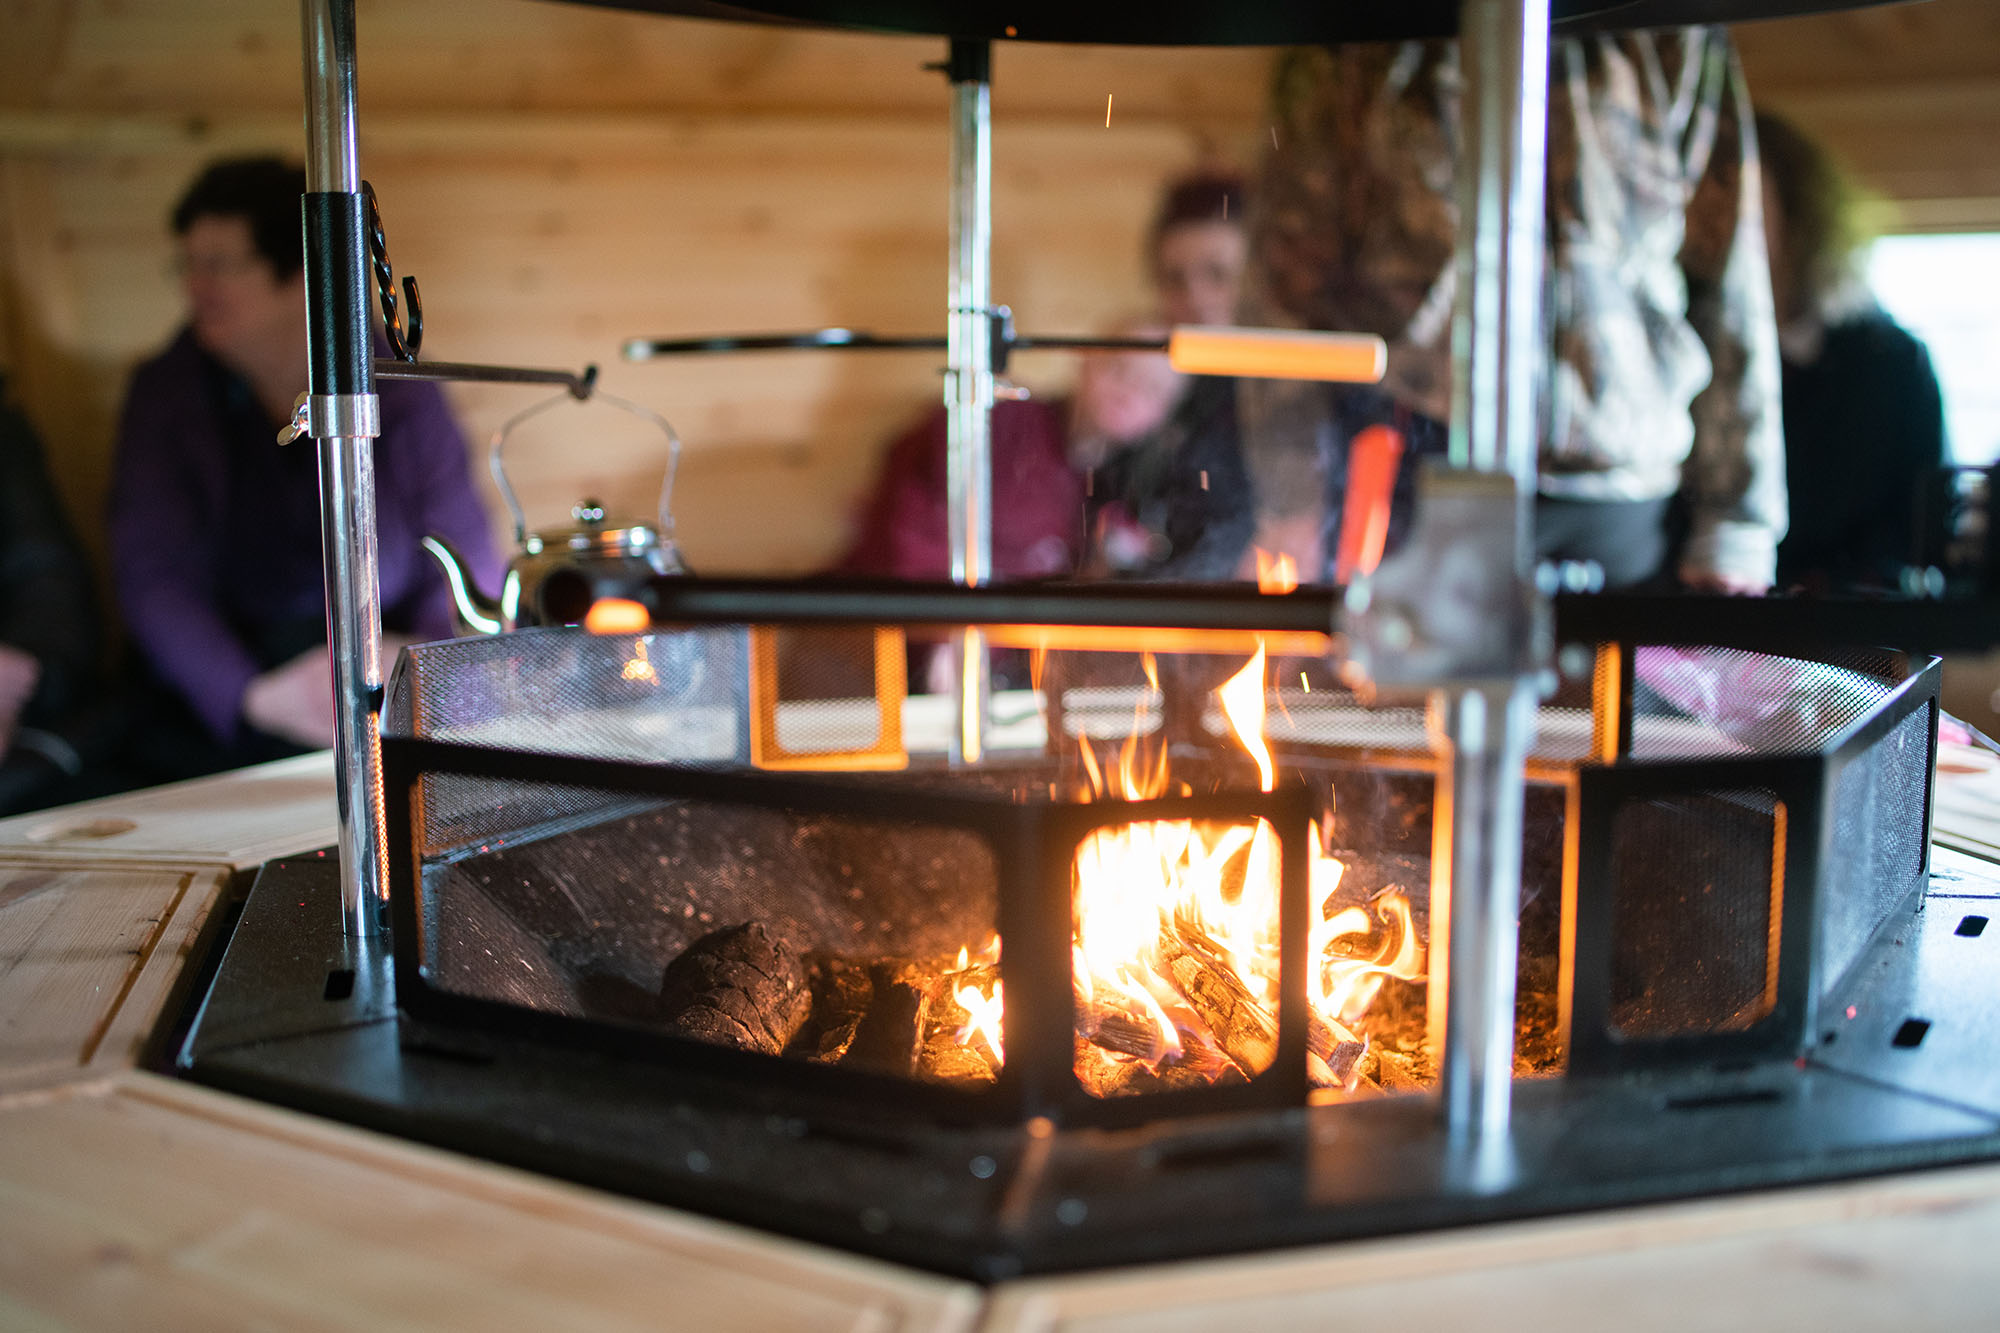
834,171 -> 1252,586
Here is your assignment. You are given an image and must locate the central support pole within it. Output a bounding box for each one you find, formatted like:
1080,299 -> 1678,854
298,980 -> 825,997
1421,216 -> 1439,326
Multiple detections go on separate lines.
944,37 -> 993,764
301,0 -> 387,936
1431,0 -> 1550,1150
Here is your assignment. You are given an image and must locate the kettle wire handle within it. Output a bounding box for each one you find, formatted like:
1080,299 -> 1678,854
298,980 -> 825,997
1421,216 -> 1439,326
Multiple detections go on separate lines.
489,388 -> 684,547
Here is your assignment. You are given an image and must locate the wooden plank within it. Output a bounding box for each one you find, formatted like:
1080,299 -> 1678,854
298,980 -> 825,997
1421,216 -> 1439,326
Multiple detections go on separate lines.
0,1072 -> 983,1333
0,862 -> 233,1095
26,0 -> 1272,123
0,0 -> 77,112
3,108 -> 1234,575
0,752 -> 336,868
978,1161 -> 2000,1332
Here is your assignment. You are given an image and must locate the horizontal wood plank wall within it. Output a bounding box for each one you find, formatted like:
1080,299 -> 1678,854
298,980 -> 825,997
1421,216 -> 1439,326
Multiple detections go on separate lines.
0,0 -> 1272,586
1,0 -> 1995,586
1735,0 -> 2000,231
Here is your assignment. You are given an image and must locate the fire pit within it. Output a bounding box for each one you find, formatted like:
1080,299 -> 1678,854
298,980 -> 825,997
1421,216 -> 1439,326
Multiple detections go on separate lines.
172,583 -> 1998,1279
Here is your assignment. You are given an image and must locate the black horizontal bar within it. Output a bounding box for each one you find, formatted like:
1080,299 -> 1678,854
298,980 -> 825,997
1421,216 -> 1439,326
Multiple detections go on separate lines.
620,329 -> 1167,359
374,357 -> 596,397
1553,591 -> 2000,656
631,576 -> 1342,634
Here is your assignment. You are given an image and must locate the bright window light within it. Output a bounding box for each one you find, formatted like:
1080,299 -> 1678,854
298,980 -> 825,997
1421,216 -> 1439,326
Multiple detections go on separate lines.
1868,234 -> 2000,467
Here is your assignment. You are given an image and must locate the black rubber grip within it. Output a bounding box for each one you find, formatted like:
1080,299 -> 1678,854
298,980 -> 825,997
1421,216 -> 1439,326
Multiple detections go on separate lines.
301,192 -> 374,397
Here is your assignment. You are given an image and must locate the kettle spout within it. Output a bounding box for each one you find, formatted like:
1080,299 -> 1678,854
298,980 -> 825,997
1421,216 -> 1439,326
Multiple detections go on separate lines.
421,534 -> 506,636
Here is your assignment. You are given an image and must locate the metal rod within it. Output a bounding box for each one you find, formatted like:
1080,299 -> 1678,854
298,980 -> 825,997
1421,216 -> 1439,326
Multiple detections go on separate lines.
1451,0 -> 1549,489
1432,0 -> 1551,1147
945,38 -> 994,763
1430,681 -> 1537,1145
301,0 -> 385,937
374,357 -> 596,397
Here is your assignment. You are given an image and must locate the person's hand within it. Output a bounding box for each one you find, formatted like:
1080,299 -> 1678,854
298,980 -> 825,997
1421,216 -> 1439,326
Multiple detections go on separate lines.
0,644 -> 41,759
242,646 -> 337,750
1678,566 -> 1770,596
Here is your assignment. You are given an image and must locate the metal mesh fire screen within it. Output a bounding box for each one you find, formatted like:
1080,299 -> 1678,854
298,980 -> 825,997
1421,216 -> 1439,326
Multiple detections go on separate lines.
380,618 -> 1937,1120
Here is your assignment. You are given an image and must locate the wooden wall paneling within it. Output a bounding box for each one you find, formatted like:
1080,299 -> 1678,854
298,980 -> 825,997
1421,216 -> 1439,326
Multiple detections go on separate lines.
356,113 -> 1248,571
0,860 -> 234,1096
0,0 -> 1276,577
1735,0 -> 2000,230
20,0 -> 1274,123
0,1072 -> 984,1333
1733,1 -> 2000,93
0,1 -> 78,112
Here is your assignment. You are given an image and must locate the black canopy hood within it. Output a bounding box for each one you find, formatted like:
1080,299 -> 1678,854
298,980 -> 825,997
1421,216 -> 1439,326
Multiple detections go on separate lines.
552,0 -> 1908,45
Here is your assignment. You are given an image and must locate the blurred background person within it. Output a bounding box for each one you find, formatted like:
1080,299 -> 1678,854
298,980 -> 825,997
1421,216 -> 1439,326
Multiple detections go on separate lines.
1079,172 -> 1257,582
1243,30 -> 1785,592
0,375 -> 125,814
108,156 -> 501,779
834,169 -> 1255,588
1758,110 -> 1948,593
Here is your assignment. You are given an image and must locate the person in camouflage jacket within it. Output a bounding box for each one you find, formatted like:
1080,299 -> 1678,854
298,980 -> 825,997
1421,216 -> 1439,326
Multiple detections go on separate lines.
1243,26 -> 1786,591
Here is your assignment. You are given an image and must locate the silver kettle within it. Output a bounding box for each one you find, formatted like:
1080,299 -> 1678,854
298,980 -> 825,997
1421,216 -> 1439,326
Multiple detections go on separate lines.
423,387 -> 686,635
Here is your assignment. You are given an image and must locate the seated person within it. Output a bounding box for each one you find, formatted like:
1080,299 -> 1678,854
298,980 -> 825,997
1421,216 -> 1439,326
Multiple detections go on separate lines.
0,376 -> 119,814
1244,32 -> 1786,592
1757,111 -> 1947,593
836,170 -> 1257,586
109,156 -> 501,778
833,394 -> 1086,584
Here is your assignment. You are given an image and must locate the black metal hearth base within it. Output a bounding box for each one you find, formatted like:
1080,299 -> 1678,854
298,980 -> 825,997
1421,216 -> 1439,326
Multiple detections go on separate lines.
172,849 -> 2000,1282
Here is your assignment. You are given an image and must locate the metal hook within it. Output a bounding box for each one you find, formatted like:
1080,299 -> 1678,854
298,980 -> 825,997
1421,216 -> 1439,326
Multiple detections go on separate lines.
361,179 -> 423,363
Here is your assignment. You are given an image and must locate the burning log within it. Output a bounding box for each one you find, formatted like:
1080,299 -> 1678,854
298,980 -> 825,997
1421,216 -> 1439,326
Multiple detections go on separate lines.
1307,1013 -> 1368,1089
657,921 -> 812,1056
840,964 -> 931,1076
1157,927 -> 1278,1078
1079,1004 -> 1167,1062
1151,921 -> 1370,1091
799,956 -> 874,1062
922,1026 -> 998,1084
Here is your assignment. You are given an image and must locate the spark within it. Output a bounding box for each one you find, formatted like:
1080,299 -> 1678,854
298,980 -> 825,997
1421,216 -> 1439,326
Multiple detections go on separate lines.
1199,469 -> 1209,490
1301,672 -> 1312,693
1105,93 -> 1113,128
1270,126 -> 1279,150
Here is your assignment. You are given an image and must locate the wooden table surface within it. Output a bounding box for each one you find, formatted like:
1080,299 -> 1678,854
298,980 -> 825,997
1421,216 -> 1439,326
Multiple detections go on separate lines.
3,755 -> 1998,1330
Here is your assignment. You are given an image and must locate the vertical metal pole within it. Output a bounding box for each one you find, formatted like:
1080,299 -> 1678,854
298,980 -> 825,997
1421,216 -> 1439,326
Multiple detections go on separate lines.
1430,0 -> 1550,1147
1431,680 -> 1537,1144
944,37 -> 993,764
301,0 -> 386,936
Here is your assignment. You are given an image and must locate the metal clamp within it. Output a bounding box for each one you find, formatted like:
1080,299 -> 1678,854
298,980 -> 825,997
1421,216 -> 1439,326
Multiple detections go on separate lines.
309,392 -> 382,441
1342,467 -> 1549,700
278,392 -> 382,445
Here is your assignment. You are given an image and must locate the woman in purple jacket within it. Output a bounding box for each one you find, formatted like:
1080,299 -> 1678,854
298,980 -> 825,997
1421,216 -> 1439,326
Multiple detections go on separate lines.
109,157 -> 501,776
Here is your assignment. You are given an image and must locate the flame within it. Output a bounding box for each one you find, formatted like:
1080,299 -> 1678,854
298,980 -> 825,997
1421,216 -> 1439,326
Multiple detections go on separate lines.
1311,886 -> 1424,1023
955,980 -> 1005,1063
947,630 -> 1424,1095
1218,645 -> 1275,793
1255,549 -> 1299,594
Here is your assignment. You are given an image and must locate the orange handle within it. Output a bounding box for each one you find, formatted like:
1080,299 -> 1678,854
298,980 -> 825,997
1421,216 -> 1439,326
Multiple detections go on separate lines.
1166,326 -> 1387,383
1333,425 -> 1404,583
